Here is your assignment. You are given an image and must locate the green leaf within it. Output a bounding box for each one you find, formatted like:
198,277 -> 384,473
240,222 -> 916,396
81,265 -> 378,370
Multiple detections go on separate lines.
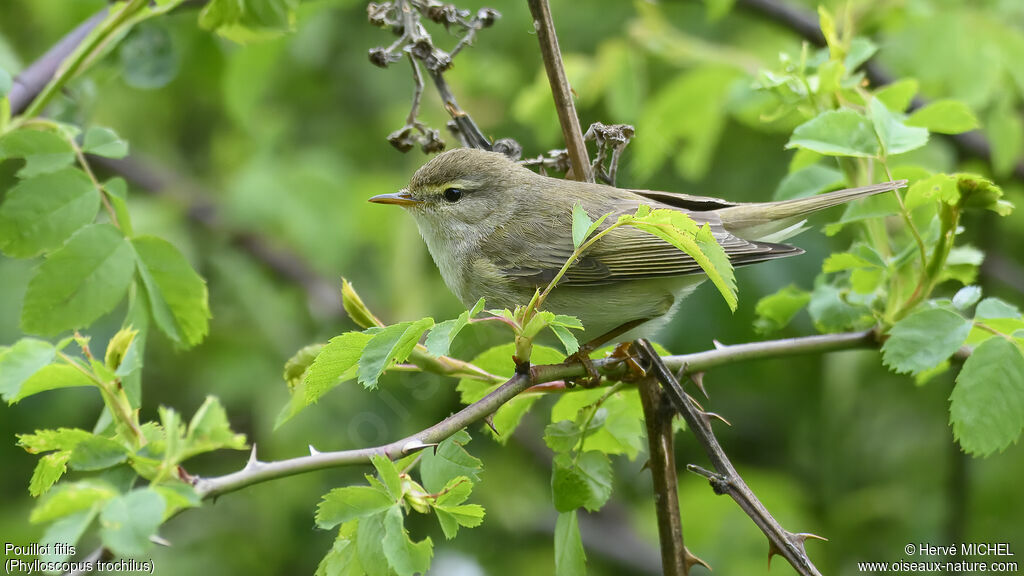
382,505 -> 433,576
904,173 -> 958,211
420,429 -> 482,494
786,109 -> 879,158
952,286 -> 982,311
317,486 -> 395,529
622,209 -> 736,310
807,282 -> 873,333
544,420 -> 581,453
869,98 -> 929,156
22,224 -> 135,336
199,0 -> 299,43
132,235 -> 210,348
38,509 -> 97,563
550,324 -> 580,355
424,299 -> 483,357
950,337 -> 1024,456
183,396 -> 247,459
433,476 -> 485,539
103,178 -> 133,237
304,332 -> 373,405
357,513 -> 389,576
956,174 -> 1013,215
906,100 -> 979,134
457,344 -> 564,440
316,521 -> 363,576
554,511 -> 587,576
69,435 -> 129,471
874,78 -> 919,112
551,452 -> 613,512
371,454 -> 402,500
29,451 -> 72,497
83,127 -> 129,158
550,387 -> 646,458
30,480 -> 118,524
152,483 -> 201,518
99,488 -> 166,557
358,318 -> 434,389
0,338 -> 56,401
18,427 -> 94,454
0,168 -> 100,258
882,308 -> 972,374
844,37 -> 878,71
571,202 -> 593,249
0,128 -> 75,177
7,364 -> 95,404
976,298 -> 1021,320
754,285 -> 811,334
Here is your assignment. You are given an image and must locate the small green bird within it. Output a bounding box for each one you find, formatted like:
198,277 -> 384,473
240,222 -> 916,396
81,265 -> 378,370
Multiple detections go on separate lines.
371,148 -> 905,341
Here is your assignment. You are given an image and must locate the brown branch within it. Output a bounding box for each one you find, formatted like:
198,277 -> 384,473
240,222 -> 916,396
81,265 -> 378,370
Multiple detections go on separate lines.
635,339 -> 825,576
638,376 -> 700,576
526,0 -> 593,182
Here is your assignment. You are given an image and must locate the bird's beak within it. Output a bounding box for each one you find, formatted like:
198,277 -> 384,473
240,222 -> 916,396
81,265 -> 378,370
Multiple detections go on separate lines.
369,189 -> 420,207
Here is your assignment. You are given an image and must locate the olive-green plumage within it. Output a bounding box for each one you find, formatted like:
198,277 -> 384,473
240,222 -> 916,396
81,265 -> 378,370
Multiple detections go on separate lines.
371,148 -> 905,338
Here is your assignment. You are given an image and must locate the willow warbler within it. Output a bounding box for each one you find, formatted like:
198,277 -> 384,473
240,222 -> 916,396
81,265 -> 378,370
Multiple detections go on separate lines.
370,148 -> 905,340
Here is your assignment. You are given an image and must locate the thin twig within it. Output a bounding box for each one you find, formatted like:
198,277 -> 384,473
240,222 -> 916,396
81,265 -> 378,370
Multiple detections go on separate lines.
635,339 -> 825,576
526,0 -> 593,182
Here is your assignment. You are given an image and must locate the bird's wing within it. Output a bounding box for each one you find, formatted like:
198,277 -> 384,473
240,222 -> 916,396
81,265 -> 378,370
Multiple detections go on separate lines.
628,189 -> 741,211
483,205 -> 801,288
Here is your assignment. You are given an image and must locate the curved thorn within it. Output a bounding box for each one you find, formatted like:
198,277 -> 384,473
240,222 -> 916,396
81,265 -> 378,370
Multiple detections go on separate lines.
702,411 -> 732,427
401,439 -> 438,455
691,371 -> 709,399
309,444 -> 320,456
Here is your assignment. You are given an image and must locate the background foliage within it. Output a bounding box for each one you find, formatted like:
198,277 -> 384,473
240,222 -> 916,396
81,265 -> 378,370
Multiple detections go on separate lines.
1,0 -> 1023,574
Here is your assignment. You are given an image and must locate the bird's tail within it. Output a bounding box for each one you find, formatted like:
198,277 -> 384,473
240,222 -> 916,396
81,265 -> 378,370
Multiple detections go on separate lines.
715,180 -> 908,241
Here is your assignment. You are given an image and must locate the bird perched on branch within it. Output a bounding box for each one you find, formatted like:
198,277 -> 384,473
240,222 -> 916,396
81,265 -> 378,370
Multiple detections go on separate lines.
371,148 -> 905,344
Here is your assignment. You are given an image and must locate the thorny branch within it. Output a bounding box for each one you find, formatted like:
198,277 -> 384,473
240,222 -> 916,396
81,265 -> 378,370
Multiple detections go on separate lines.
367,0 -> 498,152
638,376 -> 706,576
635,339 -> 826,576
194,329 -> 883,497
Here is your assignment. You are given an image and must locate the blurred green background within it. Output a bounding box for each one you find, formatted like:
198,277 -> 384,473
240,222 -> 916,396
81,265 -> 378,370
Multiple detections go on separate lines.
1,0 -> 1022,574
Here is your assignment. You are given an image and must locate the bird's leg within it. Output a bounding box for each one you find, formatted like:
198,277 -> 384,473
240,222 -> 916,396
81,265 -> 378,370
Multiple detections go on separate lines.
566,318 -> 651,388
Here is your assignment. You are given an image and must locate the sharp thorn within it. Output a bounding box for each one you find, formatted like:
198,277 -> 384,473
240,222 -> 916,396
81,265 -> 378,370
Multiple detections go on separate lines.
686,392 -> 705,412
309,444 -> 320,456
684,546 -> 711,572
712,339 -> 727,350
484,414 -> 499,436
793,532 -> 829,545
768,540 -> 782,566
150,535 -> 172,547
401,439 -> 438,455
691,371 -> 709,399
702,411 -> 732,427
245,444 -> 261,469
639,458 -> 651,473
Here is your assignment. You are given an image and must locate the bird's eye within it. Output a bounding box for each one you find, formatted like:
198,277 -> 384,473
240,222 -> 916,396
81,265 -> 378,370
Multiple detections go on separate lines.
443,187 -> 463,202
